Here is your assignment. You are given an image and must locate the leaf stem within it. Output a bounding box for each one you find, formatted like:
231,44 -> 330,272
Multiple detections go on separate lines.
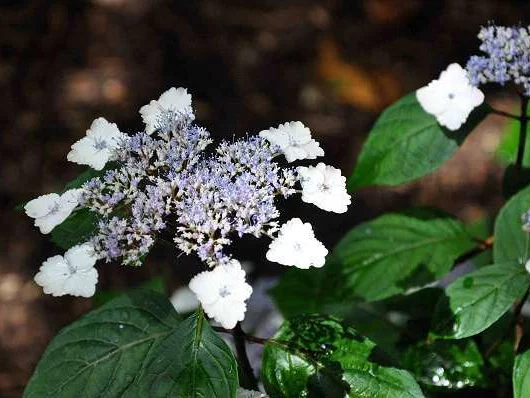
515,95 -> 529,172
491,108 -> 521,120
232,323 -> 259,390
454,236 -> 493,265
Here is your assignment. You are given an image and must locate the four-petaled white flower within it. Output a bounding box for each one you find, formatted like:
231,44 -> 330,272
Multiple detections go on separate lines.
189,260 -> 253,329
266,218 -> 328,269
298,163 -> 351,213
67,117 -> 125,170
259,121 -> 324,163
24,189 -> 81,234
416,63 -> 484,131
139,87 -> 194,134
34,243 -> 98,297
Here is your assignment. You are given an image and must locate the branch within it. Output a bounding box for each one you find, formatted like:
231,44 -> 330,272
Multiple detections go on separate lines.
454,236 -> 493,265
232,323 -> 259,390
516,95 -> 529,172
491,108 -> 521,120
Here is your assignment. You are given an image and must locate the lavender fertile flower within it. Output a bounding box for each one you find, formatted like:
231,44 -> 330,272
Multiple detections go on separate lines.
466,25 -> 530,96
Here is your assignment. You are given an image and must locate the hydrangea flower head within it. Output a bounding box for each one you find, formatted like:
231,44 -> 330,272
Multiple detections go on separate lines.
189,260 -> 252,328
24,189 -> 81,234
266,218 -> 328,269
259,121 -> 324,162
34,243 -> 98,297
467,25 -> 530,96
67,117 -> 125,170
298,163 -> 351,213
139,87 -> 194,134
26,86 -> 350,325
416,63 -> 484,131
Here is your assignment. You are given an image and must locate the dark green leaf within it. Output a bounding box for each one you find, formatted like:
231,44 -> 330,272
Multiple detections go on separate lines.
513,349 -> 530,398
261,314 -> 424,398
402,340 -> 487,391
51,209 -> 98,249
494,184 -> 530,264
432,262 -> 530,339
24,290 -> 238,398
331,208 -> 475,301
62,162 -> 118,192
349,92 -> 489,189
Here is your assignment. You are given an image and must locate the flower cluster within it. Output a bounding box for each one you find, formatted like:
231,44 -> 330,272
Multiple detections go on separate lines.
25,87 -> 351,328
467,25 -> 530,96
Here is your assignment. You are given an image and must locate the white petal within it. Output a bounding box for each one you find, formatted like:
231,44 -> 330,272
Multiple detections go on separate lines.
189,260 -> 252,329
416,63 -> 484,131
24,193 -> 60,219
62,268 -> 98,297
299,163 -> 351,213
65,243 -> 97,271
67,117 -> 124,170
139,87 -> 194,134
266,218 -> 328,269
34,255 -> 70,297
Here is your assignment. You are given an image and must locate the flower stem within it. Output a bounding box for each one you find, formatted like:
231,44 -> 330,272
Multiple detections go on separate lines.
233,323 -> 259,390
515,95 -> 529,172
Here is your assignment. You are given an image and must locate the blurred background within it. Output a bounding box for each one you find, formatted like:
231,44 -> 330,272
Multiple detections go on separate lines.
2,0 -> 530,395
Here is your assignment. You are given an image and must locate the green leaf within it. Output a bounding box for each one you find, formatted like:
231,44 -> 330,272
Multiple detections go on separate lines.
402,340 -> 487,391
349,92 -> 489,189
62,162 -> 118,192
331,208 -> 475,301
50,209 -> 98,249
261,314 -> 424,398
432,262 -> 530,339
494,184 -> 530,264
24,290 -> 238,398
513,349 -> 530,398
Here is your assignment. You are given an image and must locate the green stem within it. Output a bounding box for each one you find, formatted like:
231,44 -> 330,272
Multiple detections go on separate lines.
515,95 -> 529,171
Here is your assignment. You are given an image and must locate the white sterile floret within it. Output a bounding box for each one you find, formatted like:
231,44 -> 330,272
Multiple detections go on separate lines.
259,121 -> 324,163
416,63 -> 484,131
24,189 -> 82,234
67,117 -> 125,170
139,87 -> 194,134
298,163 -> 351,213
266,218 -> 328,269
189,260 -> 253,329
34,243 -> 98,297
170,286 -> 199,313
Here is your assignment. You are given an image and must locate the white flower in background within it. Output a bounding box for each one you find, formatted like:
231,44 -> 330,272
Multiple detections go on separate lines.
189,260 -> 253,329
170,286 -> 199,313
298,163 -> 351,213
525,259 -> 530,274
24,189 -> 81,234
266,218 -> 328,269
34,243 -> 98,297
416,63 -> 484,131
259,121 -> 324,163
67,117 -> 125,170
237,388 -> 268,398
140,87 -> 194,134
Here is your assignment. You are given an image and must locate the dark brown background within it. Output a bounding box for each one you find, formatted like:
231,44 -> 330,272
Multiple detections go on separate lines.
1,0 -> 530,396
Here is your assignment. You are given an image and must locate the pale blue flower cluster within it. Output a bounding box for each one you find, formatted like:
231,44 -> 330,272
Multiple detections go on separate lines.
81,110 -> 297,266
466,25 -> 530,96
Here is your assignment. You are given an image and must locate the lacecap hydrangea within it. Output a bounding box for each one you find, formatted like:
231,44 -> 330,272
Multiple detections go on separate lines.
25,87 -> 351,328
